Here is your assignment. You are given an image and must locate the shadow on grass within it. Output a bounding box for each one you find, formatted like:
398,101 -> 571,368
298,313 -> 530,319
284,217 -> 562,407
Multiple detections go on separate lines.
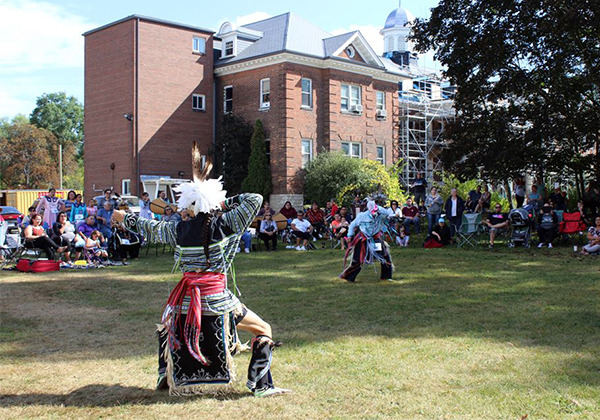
1,250 -> 598,378
0,384 -> 249,407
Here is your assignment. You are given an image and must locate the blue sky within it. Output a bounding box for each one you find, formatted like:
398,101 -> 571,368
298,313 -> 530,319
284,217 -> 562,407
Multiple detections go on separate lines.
0,0 -> 441,119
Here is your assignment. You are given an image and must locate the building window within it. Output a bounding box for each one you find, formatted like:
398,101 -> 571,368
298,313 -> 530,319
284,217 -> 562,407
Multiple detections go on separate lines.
192,36 -> 206,54
122,179 -> 131,195
376,146 -> 385,165
224,86 -> 233,114
376,91 -> 385,110
260,78 -> 270,109
224,40 -> 234,56
341,141 -> 362,158
301,139 -> 313,168
387,36 -> 394,52
341,84 -> 361,112
301,78 -> 312,108
192,94 -> 205,111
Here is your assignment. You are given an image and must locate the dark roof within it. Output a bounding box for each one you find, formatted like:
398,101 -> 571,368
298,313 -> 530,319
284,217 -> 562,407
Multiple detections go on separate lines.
83,14 -> 214,37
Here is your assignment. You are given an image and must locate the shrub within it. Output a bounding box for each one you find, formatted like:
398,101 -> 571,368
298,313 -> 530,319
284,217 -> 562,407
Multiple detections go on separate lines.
241,120 -> 272,198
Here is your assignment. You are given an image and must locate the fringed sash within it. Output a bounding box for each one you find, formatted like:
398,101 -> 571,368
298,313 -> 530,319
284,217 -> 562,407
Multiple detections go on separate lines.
162,272 -> 226,365
344,232 -> 386,267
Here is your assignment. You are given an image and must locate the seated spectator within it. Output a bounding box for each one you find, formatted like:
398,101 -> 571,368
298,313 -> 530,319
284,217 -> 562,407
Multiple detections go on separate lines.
339,206 -> 353,223
424,217 -> 451,247
387,200 -> 402,225
580,216 -> 600,255
113,222 -> 141,261
87,198 -> 98,217
20,206 -> 49,230
279,201 -> 298,222
325,199 -> 339,223
306,202 -> 326,239
537,203 -> 559,248
163,205 -> 181,222
527,185 -> 542,211
466,186 -> 482,212
485,203 -> 509,249
577,199 -> 594,226
291,210 -> 313,251
396,225 -> 409,247
78,214 -> 99,239
96,201 -> 114,240
23,213 -> 67,260
475,185 -> 491,213
51,211 -> 76,263
549,183 -> 567,211
259,213 -> 278,251
180,208 -> 192,221
70,194 -> 88,226
444,188 -> 465,237
401,197 -> 420,234
330,213 -> 349,250
257,201 -> 276,217
238,231 -> 252,254
85,230 -> 109,264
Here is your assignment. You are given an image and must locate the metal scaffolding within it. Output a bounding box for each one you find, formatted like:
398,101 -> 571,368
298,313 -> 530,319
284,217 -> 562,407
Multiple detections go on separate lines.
397,77 -> 455,188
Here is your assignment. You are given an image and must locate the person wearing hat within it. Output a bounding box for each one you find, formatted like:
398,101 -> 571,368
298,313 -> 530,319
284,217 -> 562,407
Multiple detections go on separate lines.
425,217 -> 452,247
112,142 -> 290,398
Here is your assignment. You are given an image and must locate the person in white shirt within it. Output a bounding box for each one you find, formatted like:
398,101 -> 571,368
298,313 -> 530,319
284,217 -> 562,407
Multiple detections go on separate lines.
290,211 -> 313,251
444,188 -> 465,237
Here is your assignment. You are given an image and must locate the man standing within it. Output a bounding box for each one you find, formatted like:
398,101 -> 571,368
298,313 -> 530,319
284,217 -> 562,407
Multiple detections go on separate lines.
411,173 -> 427,208
444,188 -> 465,237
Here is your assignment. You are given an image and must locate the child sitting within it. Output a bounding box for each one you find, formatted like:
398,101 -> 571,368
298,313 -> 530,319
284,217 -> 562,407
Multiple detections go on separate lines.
395,225 -> 409,247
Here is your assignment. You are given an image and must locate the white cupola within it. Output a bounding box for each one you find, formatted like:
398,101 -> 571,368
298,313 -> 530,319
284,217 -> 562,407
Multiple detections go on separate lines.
380,0 -> 415,55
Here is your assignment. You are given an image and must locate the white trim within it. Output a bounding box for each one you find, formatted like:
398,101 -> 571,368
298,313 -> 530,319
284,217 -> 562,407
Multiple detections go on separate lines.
192,36 -> 206,54
376,146 -> 385,165
301,77 -> 312,108
301,139 -> 313,168
121,179 -> 131,195
376,91 -> 386,111
260,78 -> 270,109
214,52 -> 410,83
331,31 -> 384,67
192,94 -> 206,111
341,141 -> 362,159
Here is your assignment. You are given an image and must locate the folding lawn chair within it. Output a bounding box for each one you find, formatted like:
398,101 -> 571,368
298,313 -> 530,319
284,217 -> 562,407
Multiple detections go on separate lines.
559,212 -> 587,245
456,212 -> 483,248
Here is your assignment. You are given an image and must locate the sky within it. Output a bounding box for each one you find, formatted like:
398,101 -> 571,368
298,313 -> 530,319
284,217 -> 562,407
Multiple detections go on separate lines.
0,0 -> 442,119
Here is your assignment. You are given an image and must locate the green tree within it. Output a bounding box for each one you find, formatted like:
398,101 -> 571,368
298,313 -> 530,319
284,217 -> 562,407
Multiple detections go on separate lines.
303,152 -> 405,206
411,0 -> 600,196
213,114 -> 253,194
30,92 -> 83,147
241,120 -> 272,198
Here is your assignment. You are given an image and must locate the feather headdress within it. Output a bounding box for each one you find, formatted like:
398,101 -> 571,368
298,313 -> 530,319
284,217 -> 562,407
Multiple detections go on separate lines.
173,142 -> 226,214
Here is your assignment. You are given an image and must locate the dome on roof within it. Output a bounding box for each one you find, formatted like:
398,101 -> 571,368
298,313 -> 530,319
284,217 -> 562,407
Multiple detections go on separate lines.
384,4 -> 415,29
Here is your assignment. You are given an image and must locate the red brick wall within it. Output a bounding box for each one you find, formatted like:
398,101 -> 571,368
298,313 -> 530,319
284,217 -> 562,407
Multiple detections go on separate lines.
215,62 -> 399,198
137,21 -> 214,186
84,20 -> 135,200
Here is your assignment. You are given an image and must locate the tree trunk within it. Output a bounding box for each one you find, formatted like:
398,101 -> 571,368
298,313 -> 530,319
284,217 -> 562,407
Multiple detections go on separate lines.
504,178 -> 513,209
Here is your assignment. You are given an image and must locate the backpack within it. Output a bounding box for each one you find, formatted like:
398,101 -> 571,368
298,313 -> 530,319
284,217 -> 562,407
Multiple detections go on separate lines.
16,259 -> 60,273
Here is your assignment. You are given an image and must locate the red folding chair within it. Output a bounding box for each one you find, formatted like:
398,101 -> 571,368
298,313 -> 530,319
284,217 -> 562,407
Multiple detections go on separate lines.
559,212 -> 587,244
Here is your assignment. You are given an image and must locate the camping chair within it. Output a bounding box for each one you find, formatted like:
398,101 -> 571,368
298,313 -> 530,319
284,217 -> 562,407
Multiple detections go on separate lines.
0,227 -> 42,269
559,212 -> 587,245
456,213 -> 483,248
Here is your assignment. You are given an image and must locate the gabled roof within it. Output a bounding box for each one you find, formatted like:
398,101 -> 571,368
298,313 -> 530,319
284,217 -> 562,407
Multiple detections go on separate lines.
215,12 -> 385,69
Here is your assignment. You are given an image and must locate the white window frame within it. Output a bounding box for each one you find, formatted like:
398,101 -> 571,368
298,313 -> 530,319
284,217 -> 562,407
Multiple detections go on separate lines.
192,94 -> 205,111
121,179 -> 131,195
224,40 -> 234,57
301,78 -> 312,109
260,78 -> 271,109
341,84 -> 361,112
376,91 -> 386,111
192,36 -> 206,54
224,85 -> 233,114
301,139 -> 313,168
341,141 -> 362,158
376,146 -> 385,165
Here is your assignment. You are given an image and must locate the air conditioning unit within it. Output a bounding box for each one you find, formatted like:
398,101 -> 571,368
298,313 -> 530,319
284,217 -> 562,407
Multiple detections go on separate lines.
376,109 -> 387,119
350,104 -> 363,113
261,102 -> 271,109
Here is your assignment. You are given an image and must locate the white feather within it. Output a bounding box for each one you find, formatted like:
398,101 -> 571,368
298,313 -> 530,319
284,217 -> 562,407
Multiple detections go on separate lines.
174,177 -> 227,214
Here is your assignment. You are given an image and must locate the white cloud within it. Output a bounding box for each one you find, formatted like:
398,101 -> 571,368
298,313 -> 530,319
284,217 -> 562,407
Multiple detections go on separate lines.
0,0 -> 95,73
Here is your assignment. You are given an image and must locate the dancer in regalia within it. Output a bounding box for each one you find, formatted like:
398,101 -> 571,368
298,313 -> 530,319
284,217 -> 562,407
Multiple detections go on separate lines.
112,143 -> 290,397
339,197 -> 394,282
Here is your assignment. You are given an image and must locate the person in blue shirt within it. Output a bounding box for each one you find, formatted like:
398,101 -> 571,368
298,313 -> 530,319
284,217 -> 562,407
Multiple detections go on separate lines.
96,201 -> 114,239
69,193 -> 88,225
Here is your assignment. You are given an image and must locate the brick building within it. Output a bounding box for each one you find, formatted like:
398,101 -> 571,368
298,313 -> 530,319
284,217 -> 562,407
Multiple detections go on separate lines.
84,12 -> 410,208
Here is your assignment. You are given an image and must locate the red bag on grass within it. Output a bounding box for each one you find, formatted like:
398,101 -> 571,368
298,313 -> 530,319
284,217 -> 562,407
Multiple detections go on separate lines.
424,238 -> 443,249
16,259 -> 60,273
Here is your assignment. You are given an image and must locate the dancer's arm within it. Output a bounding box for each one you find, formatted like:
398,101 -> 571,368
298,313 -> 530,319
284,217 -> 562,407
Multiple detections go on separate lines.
221,193 -> 263,234
114,210 -> 178,246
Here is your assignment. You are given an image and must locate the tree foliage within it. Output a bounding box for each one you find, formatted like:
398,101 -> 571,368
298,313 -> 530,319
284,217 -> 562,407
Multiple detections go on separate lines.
30,92 -> 84,148
241,120 -> 272,198
303,152 -> 405,206
411,0 -> 600,195
0,121 -> 60,189
214,114 -> 253,194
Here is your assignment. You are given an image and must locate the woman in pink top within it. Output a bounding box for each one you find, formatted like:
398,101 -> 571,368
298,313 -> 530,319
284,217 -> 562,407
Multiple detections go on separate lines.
36,188 -> 64,227
87,198 -> 99,216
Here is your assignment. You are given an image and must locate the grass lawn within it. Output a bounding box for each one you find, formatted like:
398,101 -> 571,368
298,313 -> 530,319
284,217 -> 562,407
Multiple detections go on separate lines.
0,244 -> 599,419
